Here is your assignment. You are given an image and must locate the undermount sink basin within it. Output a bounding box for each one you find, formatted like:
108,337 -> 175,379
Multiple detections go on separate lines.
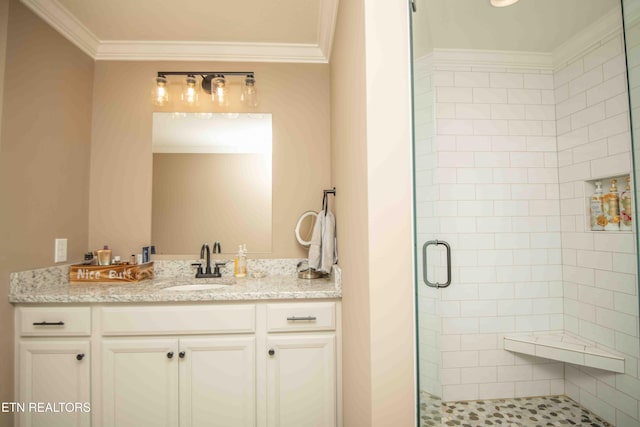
162,284 -> 230,292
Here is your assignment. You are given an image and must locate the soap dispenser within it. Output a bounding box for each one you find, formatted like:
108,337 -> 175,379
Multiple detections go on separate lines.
620,176 -> 633,231
590,181 -> 605,231
234,245 -> 247,278
603,179 -> 620,231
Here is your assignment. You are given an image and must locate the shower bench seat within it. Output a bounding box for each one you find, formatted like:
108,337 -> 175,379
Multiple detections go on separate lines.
504,332 -> 625,373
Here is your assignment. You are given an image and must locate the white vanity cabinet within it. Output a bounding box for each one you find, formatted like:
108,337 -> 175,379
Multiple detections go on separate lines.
15,307 -> 92,427
98,305 -> 256,427
15,300 -> 341,427
265,302 -> 338,427
100,336 -> 255,427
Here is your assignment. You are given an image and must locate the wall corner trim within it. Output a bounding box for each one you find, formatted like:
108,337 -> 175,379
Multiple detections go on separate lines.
19,0 -> 99,58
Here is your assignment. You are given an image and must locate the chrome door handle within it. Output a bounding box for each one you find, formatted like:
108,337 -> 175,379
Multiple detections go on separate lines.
286,316 -> 317,321
422,239 -> 451,288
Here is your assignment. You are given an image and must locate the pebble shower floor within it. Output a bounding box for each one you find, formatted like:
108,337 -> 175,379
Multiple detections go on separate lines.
420,392 -> 613,426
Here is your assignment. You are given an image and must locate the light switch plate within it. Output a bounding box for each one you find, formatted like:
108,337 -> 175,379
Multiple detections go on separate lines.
54,238 -> 67,263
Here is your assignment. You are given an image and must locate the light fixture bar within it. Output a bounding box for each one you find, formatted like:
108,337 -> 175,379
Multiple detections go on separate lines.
157,71 -> 254,77
153,71 -> 258,107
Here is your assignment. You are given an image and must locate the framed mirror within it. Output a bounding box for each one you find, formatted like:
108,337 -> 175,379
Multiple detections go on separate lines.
151,112 -> 272,255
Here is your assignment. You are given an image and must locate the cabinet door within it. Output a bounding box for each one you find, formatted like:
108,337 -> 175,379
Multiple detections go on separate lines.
266,334 -> 336,427
179,336 -> 256,427
101,339 -> 178,427
18,340 -> 90,427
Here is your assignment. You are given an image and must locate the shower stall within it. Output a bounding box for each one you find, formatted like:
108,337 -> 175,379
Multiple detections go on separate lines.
412,0 -> 640,425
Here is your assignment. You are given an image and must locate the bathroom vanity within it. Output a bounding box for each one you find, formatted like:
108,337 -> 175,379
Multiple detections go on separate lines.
10,263 -> 342,427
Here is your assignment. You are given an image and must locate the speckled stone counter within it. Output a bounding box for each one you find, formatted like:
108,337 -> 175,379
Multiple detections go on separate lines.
9,259 -> 342,304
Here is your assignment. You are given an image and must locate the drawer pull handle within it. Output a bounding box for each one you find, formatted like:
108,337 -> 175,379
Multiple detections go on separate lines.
33,321 -> 65,326
167,352 -> 174,359
268,349 -> 275,356
76,353 -> 85,361
286,316 -> 317,321
179,351 -> 186,359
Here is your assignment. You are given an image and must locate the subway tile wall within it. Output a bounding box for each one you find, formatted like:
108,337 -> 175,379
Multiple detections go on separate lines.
431,60 -> 566,403
556,24 -> 640,426
414,10 -> 640,426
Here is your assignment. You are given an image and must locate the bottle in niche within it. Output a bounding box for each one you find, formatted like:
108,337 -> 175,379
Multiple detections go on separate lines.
603,179 -> 620,231
590,181 -> 605,231
619,176 -> 633,231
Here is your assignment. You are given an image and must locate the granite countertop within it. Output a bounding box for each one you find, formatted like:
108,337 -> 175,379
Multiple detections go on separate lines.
9,259 -> 342,304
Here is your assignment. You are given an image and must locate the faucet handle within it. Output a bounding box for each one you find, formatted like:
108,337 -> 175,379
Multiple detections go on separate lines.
212,262 -> 225,278
191,262 -> 203,275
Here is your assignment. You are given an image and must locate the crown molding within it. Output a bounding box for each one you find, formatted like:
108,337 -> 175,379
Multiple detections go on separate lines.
552,5 -> 622,69
19,0 -> 334,63
20,0 -> 99,58
431,48 -> 553,70
95,41 -> 328,63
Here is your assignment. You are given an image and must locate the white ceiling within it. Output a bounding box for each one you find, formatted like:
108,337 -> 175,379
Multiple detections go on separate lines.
19,0 -> 339,62
19,0 -> 621,63
414,0 -> 620,58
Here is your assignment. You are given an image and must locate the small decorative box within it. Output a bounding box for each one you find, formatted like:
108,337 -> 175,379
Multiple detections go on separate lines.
69,262 -> 154,284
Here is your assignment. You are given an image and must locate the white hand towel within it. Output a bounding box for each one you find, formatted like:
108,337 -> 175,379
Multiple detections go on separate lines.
319,210 -> 336,274
308,212 -> 323,270
308,209 -> 337,273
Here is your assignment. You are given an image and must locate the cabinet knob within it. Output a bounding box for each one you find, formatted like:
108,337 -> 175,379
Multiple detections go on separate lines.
179,351 -> 186,359
268,349 -> 275,356
167,351 -> 174,359
76,353 -> 85,361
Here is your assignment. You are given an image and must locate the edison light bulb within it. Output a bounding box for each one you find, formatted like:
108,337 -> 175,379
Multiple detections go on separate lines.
241,74 -> 258,108
153,75 -> 169,106
180,74 -> 199,106
212,75 -> 230,108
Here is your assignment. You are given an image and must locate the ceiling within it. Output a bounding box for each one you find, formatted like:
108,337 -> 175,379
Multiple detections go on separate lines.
19,0 -> 339,62
20,0 -> 620,63
413,0 -> 620,58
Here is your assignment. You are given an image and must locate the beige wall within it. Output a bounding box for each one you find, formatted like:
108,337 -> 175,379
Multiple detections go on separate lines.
330,0 -> 372,423
89,61 -> 330,259
0,0 -> 94,424
0,0 -> 9,423
331,0 -> 415,425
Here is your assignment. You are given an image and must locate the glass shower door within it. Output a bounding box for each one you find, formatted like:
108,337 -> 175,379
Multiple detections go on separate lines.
412,1 -> 640,426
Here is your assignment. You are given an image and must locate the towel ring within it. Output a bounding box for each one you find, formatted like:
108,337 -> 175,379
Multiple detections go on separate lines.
295,211 -> 318,247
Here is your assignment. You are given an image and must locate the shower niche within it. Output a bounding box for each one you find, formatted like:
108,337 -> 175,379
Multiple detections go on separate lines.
584,174 -> 634,233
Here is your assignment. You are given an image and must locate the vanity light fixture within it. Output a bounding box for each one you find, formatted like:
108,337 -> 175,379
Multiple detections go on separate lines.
153,71 -> 258,108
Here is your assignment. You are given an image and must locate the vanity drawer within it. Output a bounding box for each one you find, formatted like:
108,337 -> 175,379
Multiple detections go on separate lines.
17,307 -> 91,337
100,304 -> 255,336
267,302 -> 335,332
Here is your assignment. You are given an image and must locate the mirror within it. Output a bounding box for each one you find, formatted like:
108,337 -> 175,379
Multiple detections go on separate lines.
151,112 -> 272,254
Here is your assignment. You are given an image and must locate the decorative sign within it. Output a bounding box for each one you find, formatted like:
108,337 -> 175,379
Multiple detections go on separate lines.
70,262 -> 154,284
